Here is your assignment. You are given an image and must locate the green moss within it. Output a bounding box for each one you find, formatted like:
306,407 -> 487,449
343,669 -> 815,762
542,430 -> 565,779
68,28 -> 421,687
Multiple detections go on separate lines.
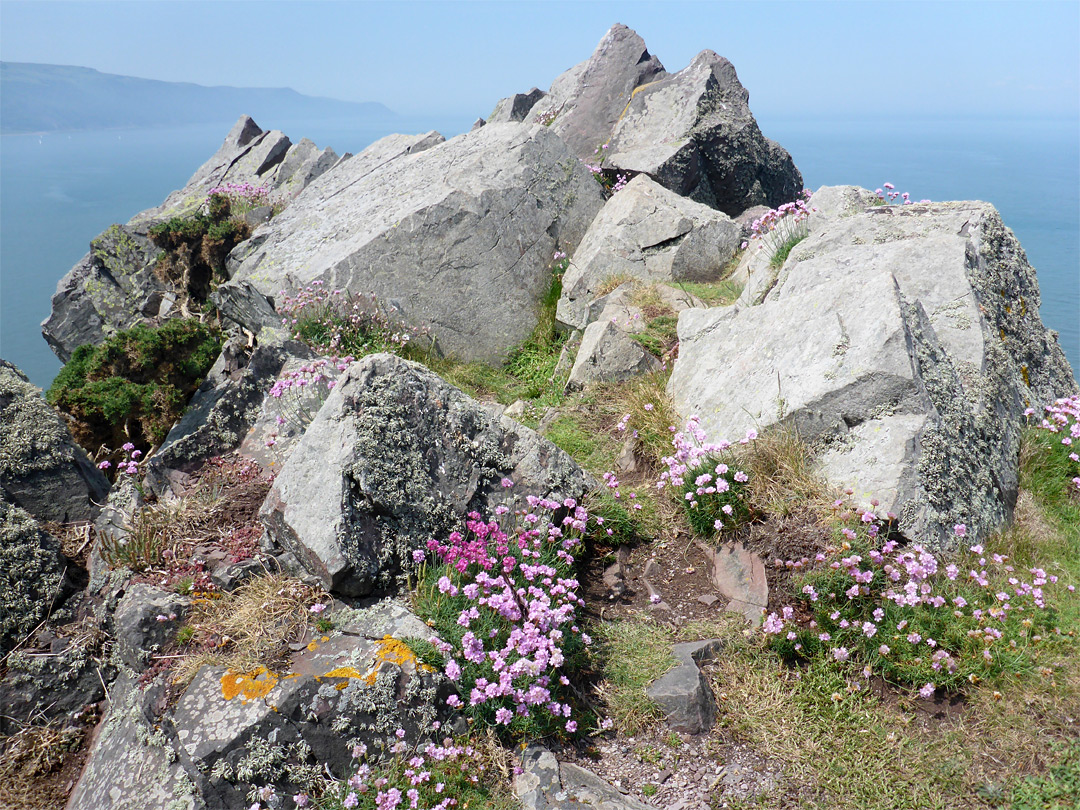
47,319 -> 222,456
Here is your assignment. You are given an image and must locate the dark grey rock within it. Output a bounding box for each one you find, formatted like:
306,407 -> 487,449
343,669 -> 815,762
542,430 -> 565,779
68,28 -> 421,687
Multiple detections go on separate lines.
646,639 -> 722,734
671,192 -> 1078,548
528,24 -> 667,161
605,50 -> 802,215
224,123 -> 604,365
113,584 -> 191,670
260,353 -> 591,596
489,87 -> 547,123
144,334 -> 314,496
0,359 -> 109,522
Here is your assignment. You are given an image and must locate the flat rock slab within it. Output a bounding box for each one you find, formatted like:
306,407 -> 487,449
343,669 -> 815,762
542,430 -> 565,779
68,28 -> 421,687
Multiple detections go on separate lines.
224,123 -> 604,365
699,541 -> 767,624
516,744 -> 659,810
671,192 -> 1076,548
260,353 -> 590,596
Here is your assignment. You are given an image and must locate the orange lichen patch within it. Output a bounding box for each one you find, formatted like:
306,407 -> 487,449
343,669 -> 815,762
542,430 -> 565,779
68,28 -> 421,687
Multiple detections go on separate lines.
306,641 -> 319,652
221,666 -> 279,701
362,635 -> 424,685
321,666 -> 365,680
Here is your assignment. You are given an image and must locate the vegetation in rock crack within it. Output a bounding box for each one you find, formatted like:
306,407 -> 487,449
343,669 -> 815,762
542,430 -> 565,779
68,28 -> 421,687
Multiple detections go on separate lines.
46,318 -> 221,463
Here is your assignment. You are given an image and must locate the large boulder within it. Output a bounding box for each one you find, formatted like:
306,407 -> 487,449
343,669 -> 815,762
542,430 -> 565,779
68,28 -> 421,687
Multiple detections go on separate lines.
670,191 -> 1077,548
223,123 -> 605,364
488,87 -> 547,123
604,49 -> 802,215
0,360 -> 109,523
260,353 -> 591,596
557,174 -> 741,329
528,24 -> 667,160
42,116 -> 338,362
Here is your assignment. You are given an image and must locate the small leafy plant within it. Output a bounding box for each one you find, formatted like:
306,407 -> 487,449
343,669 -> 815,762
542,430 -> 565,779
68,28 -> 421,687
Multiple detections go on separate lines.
742,190 -> 813,269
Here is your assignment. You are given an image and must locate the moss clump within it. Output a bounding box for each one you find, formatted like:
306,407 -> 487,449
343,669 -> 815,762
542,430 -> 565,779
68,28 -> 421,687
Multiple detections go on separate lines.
148,194 -> 251,308
47,318 -> 222,455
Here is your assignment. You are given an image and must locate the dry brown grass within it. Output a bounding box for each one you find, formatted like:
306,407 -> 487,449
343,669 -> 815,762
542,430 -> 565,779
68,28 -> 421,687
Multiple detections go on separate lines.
740,427 -> 835,518
594,273 -> 638,298
173,573 -> 327,686
0,723 -> 86,810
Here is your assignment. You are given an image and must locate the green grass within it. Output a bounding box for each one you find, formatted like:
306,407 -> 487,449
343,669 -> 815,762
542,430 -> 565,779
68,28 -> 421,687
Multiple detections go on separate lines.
590,618 -> 679,735
673,279 -> 744,306
769,231 -> 808,269
628,314 -> 679,358
1009,740 -> 1080,809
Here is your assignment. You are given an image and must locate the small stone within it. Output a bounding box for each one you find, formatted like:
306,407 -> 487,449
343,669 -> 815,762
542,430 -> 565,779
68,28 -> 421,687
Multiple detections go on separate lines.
697,594 -> 719,606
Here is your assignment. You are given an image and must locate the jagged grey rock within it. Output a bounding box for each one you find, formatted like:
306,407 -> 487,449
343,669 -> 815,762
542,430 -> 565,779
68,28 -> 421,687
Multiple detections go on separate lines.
0,359 -> 109,522
225,123 -> 604,365
489,87 -> 547,123
144,334 -> 315,496
112,584 -> 192,670
605,49 -> 802,215
260,353 -> 591,596
528,24 -> 666,160
0,500 -> 67,653
42,116 -> 337,361
671,192 -> 1077,548
516,744 -> 659,810
646,639 -> 722,735
557,175 -> 740,329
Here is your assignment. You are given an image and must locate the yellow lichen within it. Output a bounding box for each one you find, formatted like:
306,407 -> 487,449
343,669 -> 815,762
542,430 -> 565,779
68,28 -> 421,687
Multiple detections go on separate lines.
221,666 -> 279,701
362,635 -> 423,685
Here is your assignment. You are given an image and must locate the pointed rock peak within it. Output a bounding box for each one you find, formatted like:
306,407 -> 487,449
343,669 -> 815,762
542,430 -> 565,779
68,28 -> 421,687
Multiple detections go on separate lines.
226,114 -> 264,148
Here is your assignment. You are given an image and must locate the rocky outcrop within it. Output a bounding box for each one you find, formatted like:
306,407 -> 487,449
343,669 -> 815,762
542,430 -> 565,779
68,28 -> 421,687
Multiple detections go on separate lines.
646,639 -> 722,735
489,87 -> 547,123
260,353 -> 591,596
112,584 -> 192,670
528,24 -> 667,160
557,174 -> 740,329
517,744 -> 659,810
566,319 -> 662,390
0,360 -> 109,523
42,116 -> 337,362
604,50 -> 802,215
670,190 -> 1077,547
224,123 -> 605,364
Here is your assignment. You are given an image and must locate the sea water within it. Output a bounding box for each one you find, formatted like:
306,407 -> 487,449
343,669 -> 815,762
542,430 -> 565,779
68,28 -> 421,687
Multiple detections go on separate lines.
1,114 -> 1076,389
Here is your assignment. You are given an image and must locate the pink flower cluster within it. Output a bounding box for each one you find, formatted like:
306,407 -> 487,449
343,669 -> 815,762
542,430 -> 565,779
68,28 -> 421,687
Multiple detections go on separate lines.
265,355 -> 353,441
741,189 -> 813,252
420,494 -> 593,735
874,182 -> 931,206
1029,394 -> 1080,493
763,516 -> 1064,693
96,441 -> 143,476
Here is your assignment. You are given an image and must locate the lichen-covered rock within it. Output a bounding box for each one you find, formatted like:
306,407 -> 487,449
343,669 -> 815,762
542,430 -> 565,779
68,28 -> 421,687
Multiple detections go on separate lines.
527,24 -> 667,162
557,174 -> 740,329
43,116 -> 337,361
605,49 -> 802,216
144,334 -> 315,496
260,353 -> 591,596
0,501 -> 67,653
0,359 -> 109,523
67,599 -> 445,809
224,123 -> 605,365
670,192 -> 1077,547
516,744 -> 659,810
66,675 -> 202,810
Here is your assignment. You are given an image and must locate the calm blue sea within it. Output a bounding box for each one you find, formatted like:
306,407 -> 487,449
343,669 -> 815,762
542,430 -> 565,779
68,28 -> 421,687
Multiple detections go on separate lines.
1,114 -> 1077,390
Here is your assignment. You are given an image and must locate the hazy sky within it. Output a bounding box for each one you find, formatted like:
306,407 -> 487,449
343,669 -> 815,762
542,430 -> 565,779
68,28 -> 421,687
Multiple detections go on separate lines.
2,0 -> 1078,120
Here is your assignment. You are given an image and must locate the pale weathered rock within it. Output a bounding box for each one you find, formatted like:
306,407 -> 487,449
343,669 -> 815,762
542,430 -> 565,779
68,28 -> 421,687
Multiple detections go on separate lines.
224,123 -> 604,365
43,116 -> 337,361
697,540 -> 768,624
528,24 -> 666,160
0,359 -> 109,522
646,639 -> 722,735
516,744 -> 659,810
260,353 -> 590,595
605,49 -> 802,215
671,194 -> 1077,547
557,175 -> 741,329
566,319 -> 661,390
